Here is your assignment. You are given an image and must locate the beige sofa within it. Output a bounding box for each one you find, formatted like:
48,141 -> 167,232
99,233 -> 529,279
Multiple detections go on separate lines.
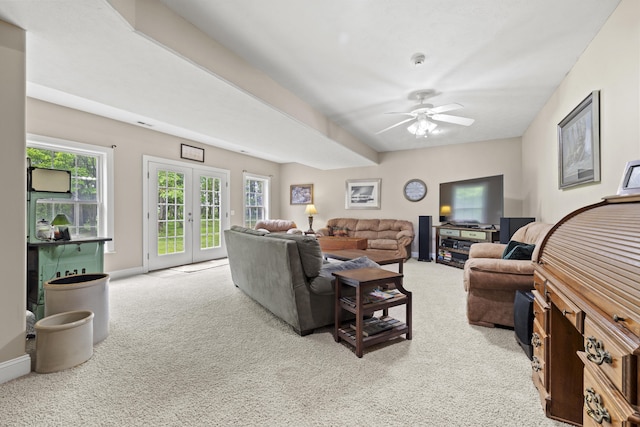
316,218 -> 414,260
462,222 -> 554,328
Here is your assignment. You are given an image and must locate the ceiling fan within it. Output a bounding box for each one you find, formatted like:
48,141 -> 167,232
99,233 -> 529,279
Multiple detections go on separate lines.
377,90 -> 475,138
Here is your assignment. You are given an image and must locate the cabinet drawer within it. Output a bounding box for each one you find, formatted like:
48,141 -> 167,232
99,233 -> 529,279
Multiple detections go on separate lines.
546,282 -> 583,333
533,271 -> 547,298
531,355 -> 545,386
439,228 -> 460,237
584,318 -> 637,400
532,290 -> 548,330
460,230 -> 486,240
532,321 -> 547,386
582,355 -> 637,427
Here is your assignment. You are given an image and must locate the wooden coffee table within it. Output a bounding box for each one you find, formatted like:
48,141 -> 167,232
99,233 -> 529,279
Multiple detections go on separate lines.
317,236 -> 368,251
323,249 -> 404,274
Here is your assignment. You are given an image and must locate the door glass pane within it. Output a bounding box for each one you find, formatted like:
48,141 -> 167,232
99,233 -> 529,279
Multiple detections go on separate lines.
157,170 -> 185,255
200,176 -> 221,249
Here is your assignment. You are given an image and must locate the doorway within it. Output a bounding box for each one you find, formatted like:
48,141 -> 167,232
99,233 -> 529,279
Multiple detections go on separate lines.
144,157 -> 229,271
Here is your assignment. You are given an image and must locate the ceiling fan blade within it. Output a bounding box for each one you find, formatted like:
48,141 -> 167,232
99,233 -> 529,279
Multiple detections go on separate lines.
384,112 -> 417,118
376,117 -> 416,134
429,103 -> 463,114
431,114 -> 475,126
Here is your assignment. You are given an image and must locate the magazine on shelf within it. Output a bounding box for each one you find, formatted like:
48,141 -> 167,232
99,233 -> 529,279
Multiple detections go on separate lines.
349,317 -> 395,336
340,289 -> 402,307
369,288 -> 401,301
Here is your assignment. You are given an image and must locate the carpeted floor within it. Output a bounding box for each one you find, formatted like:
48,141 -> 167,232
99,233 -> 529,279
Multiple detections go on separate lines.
2,260 -> 567,426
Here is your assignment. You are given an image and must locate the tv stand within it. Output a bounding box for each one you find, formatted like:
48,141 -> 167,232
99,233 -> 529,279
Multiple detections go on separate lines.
434,225 -> 499,268
442,223 -> 482,229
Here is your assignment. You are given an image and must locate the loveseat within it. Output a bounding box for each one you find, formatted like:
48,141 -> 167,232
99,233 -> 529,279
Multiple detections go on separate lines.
462,222 -> 554,328
224,226 -> 377,335
316,218 -> 414,260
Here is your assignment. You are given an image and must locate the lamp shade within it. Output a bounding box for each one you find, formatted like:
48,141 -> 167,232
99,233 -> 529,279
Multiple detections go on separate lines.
304,204 -> 318,216
440,205 -> 452,215
51,213 -> 72,226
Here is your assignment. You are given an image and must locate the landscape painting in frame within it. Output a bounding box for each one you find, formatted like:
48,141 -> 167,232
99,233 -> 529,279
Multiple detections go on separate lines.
558,90 -> 600,189
345,179 -> 381,209
290,184 -> 313,205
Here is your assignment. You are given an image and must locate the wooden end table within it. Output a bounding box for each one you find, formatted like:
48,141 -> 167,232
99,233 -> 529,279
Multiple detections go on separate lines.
333,267 -> 412,358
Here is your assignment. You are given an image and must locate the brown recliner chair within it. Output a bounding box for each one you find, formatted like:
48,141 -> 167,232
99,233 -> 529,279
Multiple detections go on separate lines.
463,222 -> 554,328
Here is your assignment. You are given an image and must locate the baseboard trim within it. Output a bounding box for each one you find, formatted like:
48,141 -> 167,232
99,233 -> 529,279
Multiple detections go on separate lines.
107,266 -> 145,280
0,354 -> 31,384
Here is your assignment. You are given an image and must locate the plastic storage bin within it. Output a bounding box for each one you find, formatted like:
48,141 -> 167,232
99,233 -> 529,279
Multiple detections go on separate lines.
44,273 -> 109,344
35,310 -> 94,373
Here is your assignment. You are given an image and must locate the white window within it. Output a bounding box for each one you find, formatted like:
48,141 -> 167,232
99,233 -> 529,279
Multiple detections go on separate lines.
243,172 -> 270,228
27,134 -> 114,251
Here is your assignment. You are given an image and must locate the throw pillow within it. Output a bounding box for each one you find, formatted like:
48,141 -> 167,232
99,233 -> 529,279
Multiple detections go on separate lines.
502,240 -> 536,260
332,226 -> 349,237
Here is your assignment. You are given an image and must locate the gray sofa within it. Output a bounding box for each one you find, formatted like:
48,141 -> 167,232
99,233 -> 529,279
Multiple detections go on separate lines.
225,226 -> 376,335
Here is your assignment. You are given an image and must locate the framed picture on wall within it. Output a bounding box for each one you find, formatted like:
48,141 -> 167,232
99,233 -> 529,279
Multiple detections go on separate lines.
180,144 -> 205,162
290,184 -> 313,205
558,90 -> 600,189
345,178 -> 381,209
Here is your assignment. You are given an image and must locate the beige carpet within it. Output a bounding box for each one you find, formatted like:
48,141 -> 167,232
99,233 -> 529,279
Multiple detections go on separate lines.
169,258 -> 229,273
2,260 -> 567,426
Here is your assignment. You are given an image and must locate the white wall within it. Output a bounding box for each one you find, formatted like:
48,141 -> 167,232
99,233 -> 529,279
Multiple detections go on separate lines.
0,20 -> 29,380
522,0 -> 640,222
27,99 -> 282,274
281,137 -> 524,254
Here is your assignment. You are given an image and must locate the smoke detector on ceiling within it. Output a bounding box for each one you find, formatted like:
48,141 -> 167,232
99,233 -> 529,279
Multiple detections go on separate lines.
411,53 -> 426,66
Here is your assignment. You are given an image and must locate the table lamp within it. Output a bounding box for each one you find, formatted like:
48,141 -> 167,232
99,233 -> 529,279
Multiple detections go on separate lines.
51,213 -> 72,240
440,205 -> 451,223
304,204 -> 318,233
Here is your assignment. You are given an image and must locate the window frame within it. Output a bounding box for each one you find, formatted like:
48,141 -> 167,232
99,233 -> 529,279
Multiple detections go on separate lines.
27,134 -> 115,252
243,172 -> 270,228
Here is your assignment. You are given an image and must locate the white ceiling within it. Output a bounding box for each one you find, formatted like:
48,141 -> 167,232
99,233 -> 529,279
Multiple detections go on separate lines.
0,0 -> 621,169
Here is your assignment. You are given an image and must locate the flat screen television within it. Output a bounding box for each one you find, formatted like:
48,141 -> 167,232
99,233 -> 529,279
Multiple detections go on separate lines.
439,174 -> 504,227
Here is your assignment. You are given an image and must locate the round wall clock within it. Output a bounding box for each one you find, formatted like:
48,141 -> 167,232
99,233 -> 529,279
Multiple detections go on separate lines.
403,179 -> 427,202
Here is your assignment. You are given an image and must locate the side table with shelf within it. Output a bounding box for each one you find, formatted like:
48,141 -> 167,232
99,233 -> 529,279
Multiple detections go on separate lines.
434,225 -> 499,268
333,267 -> 411,358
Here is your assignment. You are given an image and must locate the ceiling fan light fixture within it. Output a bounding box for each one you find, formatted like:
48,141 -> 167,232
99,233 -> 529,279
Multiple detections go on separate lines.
407,116 -> 437,137
407,121 -> 428,138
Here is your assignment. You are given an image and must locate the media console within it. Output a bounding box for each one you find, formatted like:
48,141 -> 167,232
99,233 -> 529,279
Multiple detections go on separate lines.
434,225 -> 499,268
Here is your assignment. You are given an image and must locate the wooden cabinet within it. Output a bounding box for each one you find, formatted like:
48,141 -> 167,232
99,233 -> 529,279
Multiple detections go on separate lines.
533,195 -> 640,426
434,225 -> 499,268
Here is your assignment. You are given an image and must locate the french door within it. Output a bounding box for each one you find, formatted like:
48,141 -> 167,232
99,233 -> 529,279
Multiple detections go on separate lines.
146,158 -> 228,271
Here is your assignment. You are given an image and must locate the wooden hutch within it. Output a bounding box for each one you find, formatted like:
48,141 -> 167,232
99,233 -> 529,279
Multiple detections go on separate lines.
532,194 -> 640,426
